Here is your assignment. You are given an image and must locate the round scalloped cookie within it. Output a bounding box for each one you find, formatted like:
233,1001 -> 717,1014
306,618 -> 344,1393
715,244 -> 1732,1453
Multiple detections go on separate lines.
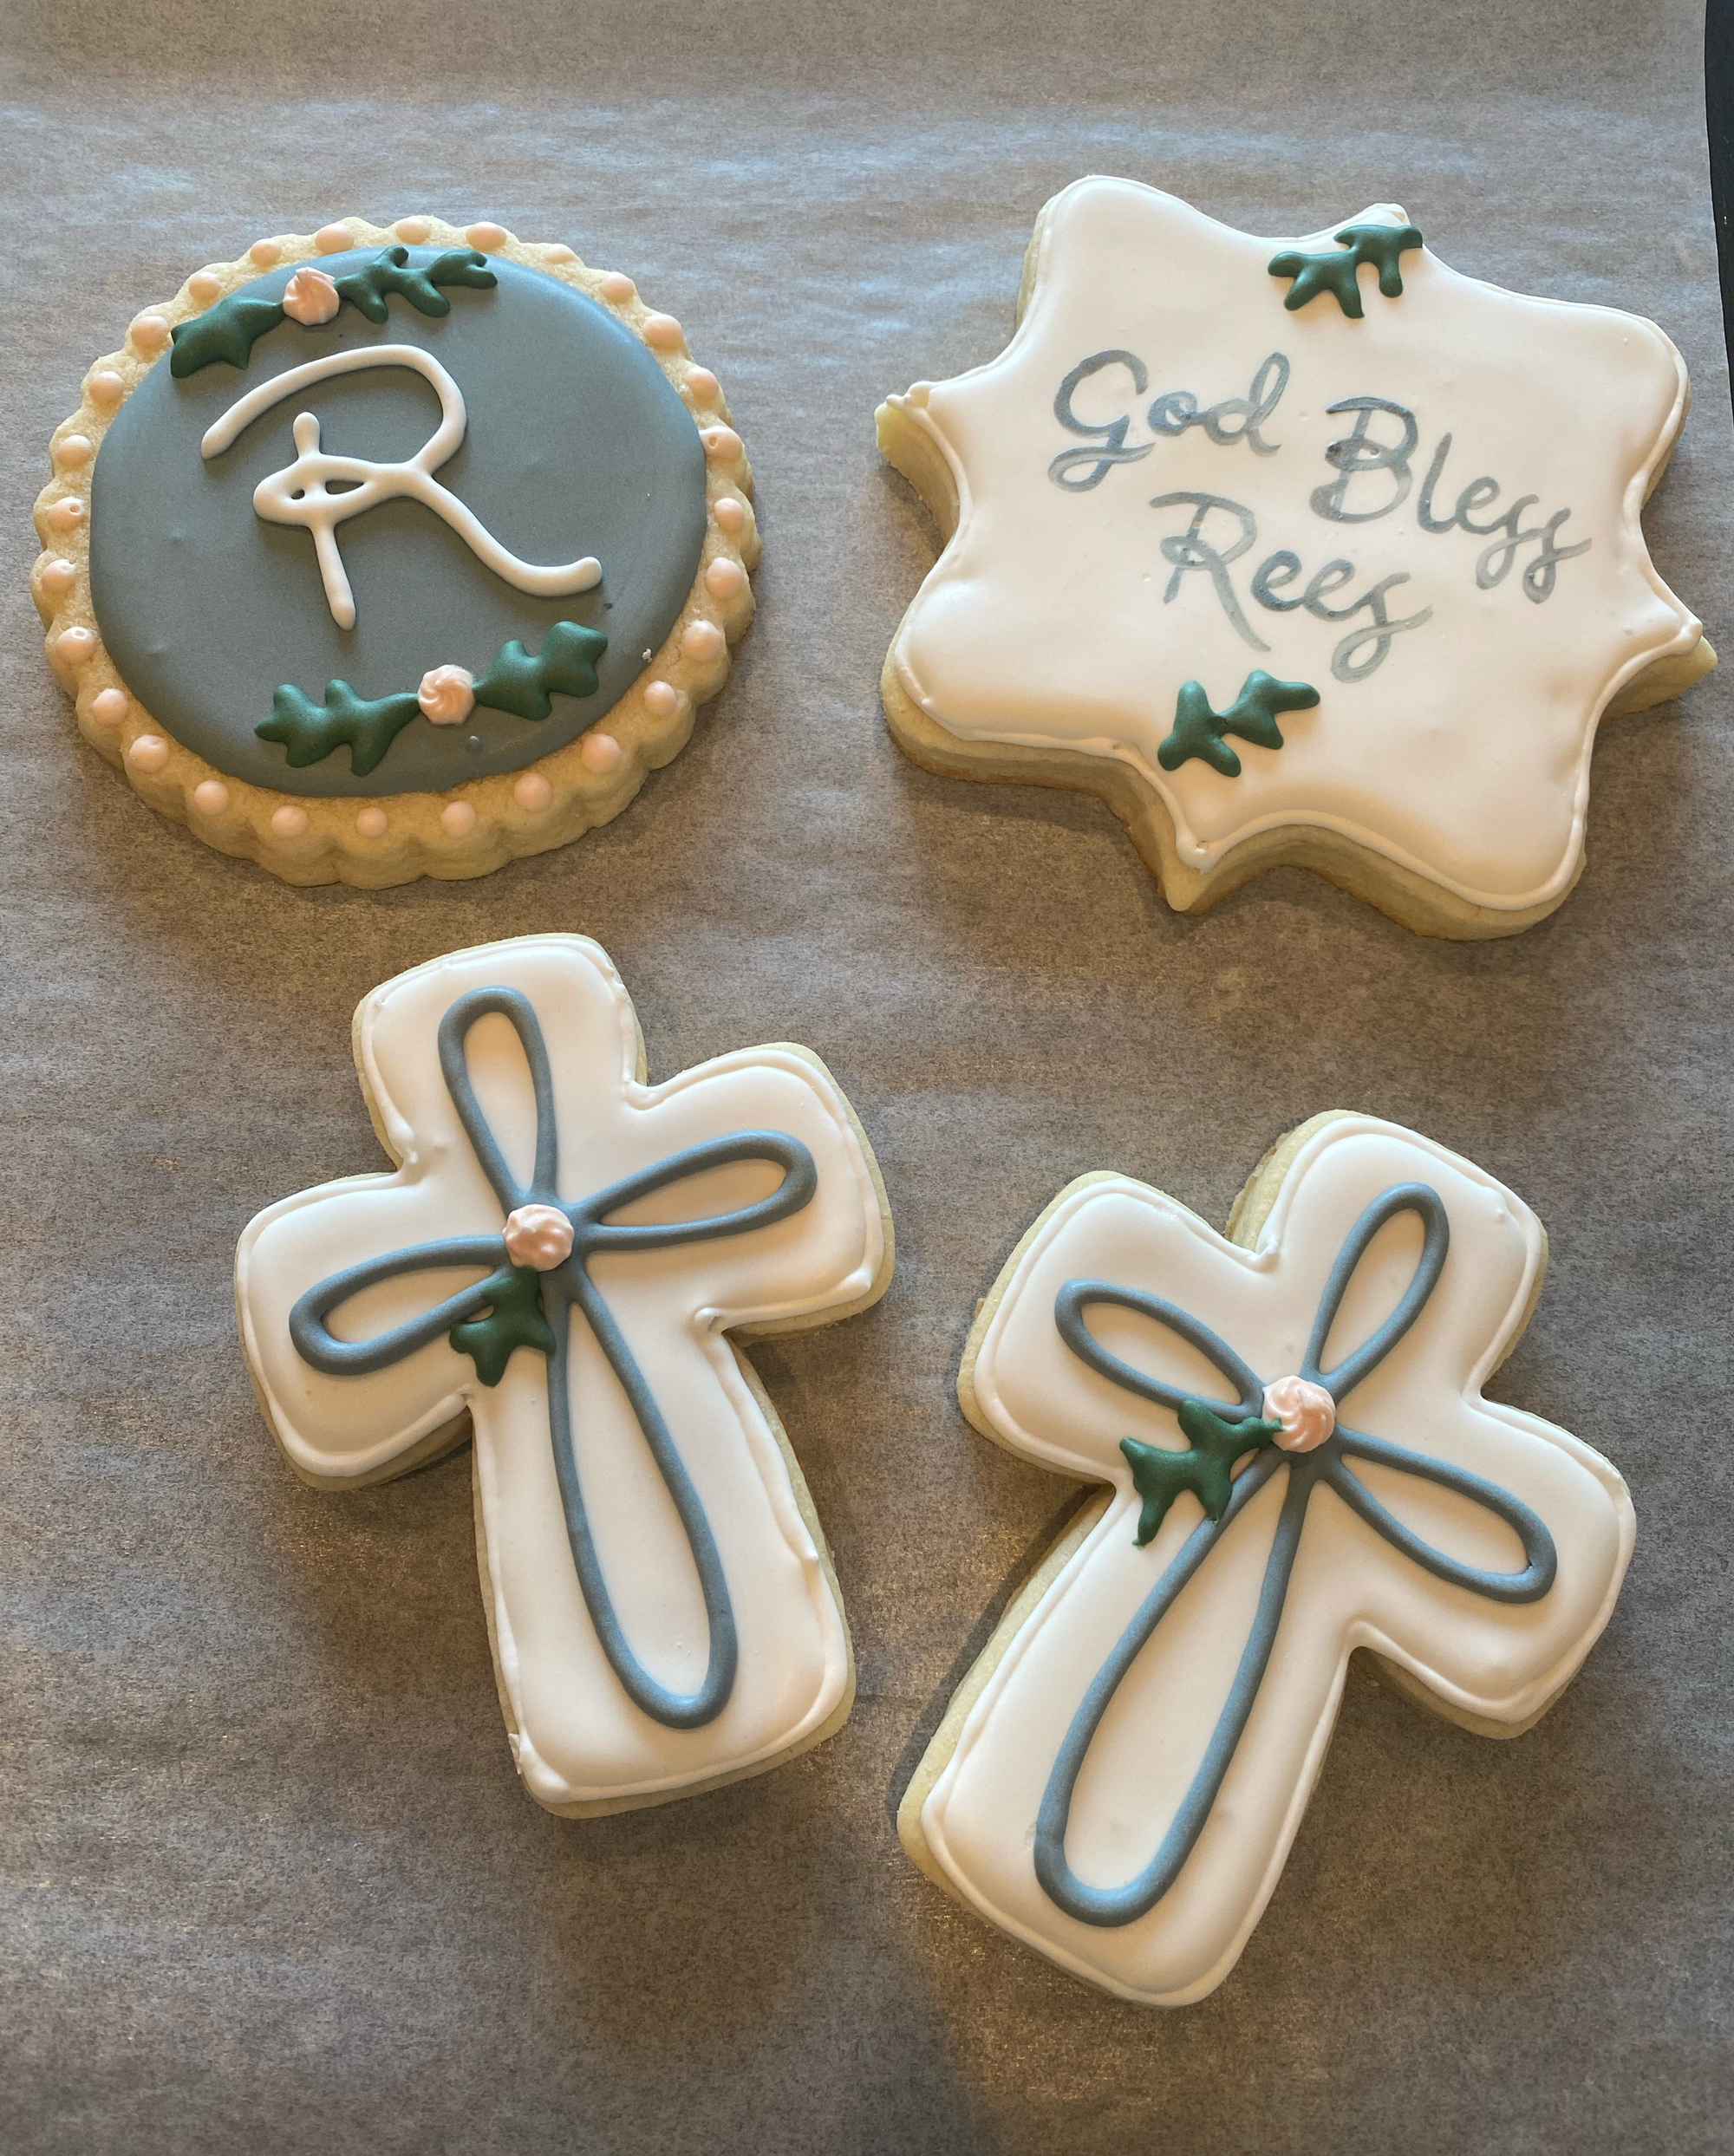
30,215 -> 759,888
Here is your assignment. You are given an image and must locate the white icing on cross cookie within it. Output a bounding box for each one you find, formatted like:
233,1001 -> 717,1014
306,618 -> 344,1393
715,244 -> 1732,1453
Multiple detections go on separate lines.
909,1115 -> 1633,2004
883,177 -> 1703,918
237,935 -> 888,1813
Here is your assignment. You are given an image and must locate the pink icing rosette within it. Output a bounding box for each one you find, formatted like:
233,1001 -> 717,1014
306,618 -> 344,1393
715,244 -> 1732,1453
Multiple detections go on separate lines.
502,1202 -> 575,1272
281,266 -> 342,327
418,665 -> 475,726
1261,1374 -> 1336,1452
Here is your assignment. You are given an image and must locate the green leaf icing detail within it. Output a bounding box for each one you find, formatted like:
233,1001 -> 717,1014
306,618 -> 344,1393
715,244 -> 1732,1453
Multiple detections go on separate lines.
1267,221 -> 1424,318
1122,1401 -> 1281,1547
169,295 -> 287,378
449,1266 -> 557,1387
257,623 -> 610,773
1156,669 -> 1320,777
473,622 -> 610,721
256,680 -> 423,774
167,246 -> 498,378
331,245 -> 497,324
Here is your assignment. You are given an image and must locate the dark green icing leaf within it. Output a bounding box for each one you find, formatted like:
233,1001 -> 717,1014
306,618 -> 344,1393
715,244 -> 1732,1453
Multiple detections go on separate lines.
331,245 -> 498,325
257,623 -> 610,776
449,1267 -> 557,1388
1157,670 -> 1320,778
1122,1401 -> 1281,1547
169,295 -> 287,378
166,246 -> 498,378
256,680 -> 423,774
473,622 -> 610,721
1267,222 -> 1424,318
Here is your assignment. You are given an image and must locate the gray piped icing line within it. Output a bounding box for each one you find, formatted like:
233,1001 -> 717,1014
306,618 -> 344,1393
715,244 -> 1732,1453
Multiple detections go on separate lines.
287,984 -> 818,1730
1039,1182 -> 1556,1928
88,250 -> 707,797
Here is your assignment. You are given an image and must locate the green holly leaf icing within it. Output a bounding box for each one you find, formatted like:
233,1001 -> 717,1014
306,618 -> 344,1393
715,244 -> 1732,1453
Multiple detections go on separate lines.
473,621 -> 610,721
256,679 -> 423,774
167,246 -> 498,378
1156,670 -> 1320,778
1122,1400 -> 1282,1547
449,1266 -> 557,1388
169,294 -> 288,378
1267,221 -> 1424,318
331,245 -> 498,325
257,623 -> 610,776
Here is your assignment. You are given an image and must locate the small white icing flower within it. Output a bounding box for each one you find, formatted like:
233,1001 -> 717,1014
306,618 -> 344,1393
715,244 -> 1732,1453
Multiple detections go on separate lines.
281,267 -> 341,327
502,1202 -> 575,1272
418,665 -> 475,725
1262,1374 -> 1336,1452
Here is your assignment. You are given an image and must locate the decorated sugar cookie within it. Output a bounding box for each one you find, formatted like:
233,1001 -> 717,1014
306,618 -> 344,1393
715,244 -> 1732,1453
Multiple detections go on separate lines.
32,217 -> 755,886
877,178 -> 1712,936
237,936 -> 892,1811
899,1114 -> 1633,2003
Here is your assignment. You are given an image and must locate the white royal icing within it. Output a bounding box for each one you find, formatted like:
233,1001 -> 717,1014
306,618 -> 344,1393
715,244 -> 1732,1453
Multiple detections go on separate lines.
914,1115 -> 1634,2003
237,935 -> 888,1811
884,177 -> 1701,914
202,346 -> 603,630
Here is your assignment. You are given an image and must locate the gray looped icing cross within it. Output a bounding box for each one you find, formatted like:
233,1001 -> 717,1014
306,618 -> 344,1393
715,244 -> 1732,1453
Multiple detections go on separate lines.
287,986 -> 818,1731
1038,1182 -> 1558,1928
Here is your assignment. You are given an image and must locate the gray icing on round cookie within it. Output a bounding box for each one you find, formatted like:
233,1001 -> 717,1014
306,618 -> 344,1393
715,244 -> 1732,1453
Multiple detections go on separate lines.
89,251 -> 707,796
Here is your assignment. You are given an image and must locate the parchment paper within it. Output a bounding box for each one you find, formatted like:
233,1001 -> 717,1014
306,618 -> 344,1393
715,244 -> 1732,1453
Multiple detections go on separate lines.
3,3 -> 1731,2149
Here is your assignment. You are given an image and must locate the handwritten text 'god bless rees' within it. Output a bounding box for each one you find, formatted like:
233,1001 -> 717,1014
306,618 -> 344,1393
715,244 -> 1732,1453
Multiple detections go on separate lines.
1047,350 -> 1591,682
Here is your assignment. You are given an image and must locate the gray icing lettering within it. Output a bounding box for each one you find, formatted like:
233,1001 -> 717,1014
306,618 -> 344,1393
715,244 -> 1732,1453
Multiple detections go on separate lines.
1470,498 -> 1542,586
1414,433 -> 1589,602
1414,433 -> 1468,532
1320,574 -> 1433,681
1310,396 -> 1419,523
1049,350 -> 1155,490
1521,510 -> 1594,602
1149,351 -> 1288,458
1151,506 -> 1430,681
1253,551 -> 1350,613
1250,550 -> 1431,680
1150,492 -> 1269,652
1049,351 -> 1289,491
1050,353 -> 1589,685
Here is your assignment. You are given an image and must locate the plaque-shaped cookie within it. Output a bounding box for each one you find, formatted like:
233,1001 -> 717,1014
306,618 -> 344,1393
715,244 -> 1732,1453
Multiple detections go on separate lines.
877,178 -> 1711,936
